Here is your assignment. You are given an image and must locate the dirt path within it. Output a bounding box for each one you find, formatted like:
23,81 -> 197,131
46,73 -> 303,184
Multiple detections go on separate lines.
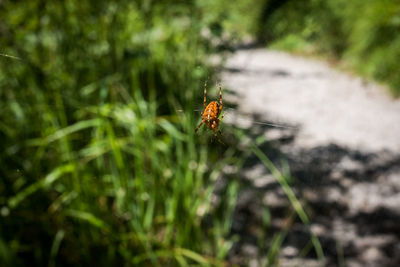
221,49 -> 400,266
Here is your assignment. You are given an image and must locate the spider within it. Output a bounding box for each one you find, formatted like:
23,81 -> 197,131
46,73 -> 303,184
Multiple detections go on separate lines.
195,81 -> 224,143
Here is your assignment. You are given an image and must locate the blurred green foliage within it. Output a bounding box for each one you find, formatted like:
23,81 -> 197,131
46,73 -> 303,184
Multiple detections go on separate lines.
2,0 -> 397,265
0,0 -> 249,266
257,0 -> 400,96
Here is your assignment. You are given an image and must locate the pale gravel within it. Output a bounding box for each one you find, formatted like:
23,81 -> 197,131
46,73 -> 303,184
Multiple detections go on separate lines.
222,49 -> 400,153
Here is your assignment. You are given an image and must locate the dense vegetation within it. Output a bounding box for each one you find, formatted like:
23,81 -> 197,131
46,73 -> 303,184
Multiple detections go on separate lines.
0,1 -> 249,266
1,0 -> 397,266
256,0 -> 400,96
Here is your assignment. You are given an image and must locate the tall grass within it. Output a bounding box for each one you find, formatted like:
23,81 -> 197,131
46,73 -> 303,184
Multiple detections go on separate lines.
2,83 -> 240,266
0,1 -> 241,265
251,145 -> 325,265
231,129 -> 325,266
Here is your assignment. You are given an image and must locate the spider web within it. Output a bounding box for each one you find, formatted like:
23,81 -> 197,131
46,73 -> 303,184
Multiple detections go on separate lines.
176,105 -> 297,130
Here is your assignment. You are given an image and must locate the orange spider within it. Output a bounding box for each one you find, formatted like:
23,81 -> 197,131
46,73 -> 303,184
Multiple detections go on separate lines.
195,81 -> 224,143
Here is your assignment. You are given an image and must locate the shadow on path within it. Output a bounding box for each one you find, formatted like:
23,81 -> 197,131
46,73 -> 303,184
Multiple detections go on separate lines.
224,117 -> 400,267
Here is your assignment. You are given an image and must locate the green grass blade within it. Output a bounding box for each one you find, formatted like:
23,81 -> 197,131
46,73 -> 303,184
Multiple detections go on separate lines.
49,230 -> 65,267
251,144 -> 326,263
65,209 -> 107,229
8,164 -> 75,208
27,119 -> 103,146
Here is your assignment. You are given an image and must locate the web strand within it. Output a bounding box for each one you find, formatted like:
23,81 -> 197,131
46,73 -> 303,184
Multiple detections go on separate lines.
0,53 -> 22,60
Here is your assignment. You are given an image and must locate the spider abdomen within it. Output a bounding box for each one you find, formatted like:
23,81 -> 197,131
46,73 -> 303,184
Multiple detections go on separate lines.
202,101 -> 220,122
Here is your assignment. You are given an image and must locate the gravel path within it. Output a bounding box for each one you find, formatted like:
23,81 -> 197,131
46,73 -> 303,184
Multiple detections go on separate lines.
222,49 -> 400,153
221,49 -> 400,267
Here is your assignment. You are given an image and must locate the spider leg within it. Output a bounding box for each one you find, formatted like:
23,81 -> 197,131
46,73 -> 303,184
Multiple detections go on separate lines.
213,129 -> 225,145
203,80 -> 207,108
195,120 -> 204,133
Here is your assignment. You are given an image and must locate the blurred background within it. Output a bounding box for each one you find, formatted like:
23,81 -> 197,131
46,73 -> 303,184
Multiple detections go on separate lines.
1,0 -> 399,266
